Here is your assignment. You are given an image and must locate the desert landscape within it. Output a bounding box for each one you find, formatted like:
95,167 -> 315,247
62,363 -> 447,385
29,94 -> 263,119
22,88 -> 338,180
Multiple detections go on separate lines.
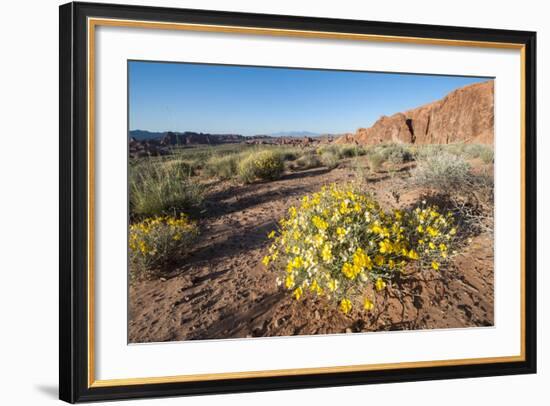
128,78 -> 495,343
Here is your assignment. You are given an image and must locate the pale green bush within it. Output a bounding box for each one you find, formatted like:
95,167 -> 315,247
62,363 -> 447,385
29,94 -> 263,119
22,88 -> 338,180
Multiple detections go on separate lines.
238,150 -> 284,183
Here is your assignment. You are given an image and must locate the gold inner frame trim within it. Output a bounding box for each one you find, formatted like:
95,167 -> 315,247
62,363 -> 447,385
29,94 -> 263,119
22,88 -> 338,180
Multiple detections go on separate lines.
87,17 -> 527,388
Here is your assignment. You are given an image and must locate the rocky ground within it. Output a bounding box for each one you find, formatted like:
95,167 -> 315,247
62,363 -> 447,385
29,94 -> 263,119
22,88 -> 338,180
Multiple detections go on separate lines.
128,157 -> 494,343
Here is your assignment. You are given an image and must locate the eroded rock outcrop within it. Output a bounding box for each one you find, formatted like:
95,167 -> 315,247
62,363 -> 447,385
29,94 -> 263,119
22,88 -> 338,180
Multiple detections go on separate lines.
336,80 -> 494,145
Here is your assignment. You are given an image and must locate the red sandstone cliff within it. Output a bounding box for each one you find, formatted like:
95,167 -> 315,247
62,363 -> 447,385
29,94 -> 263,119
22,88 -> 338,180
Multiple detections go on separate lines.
336,80 -> 494,145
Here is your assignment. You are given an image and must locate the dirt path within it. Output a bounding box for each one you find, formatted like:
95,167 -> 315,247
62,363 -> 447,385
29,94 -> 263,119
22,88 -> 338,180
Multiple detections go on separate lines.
129,159 -> 494,343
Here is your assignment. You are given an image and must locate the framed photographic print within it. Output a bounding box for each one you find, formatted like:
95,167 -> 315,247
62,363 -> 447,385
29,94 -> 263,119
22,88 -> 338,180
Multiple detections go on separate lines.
59,1 -> 537,403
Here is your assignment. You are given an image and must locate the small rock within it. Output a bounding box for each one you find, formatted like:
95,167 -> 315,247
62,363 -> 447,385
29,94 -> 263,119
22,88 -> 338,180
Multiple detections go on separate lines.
159,277 -> 167,282
345,328 -> 353,334
314,310 -> 321,320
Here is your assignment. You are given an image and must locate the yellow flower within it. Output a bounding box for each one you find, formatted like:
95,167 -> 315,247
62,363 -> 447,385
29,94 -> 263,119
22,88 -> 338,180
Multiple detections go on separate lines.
427,226 -> 439,237
439,243 -> 447,251
327,279 -> 338,292
321,244 -> 333,263
312,215 -> 328,231
431,261 -> 440,271
285,275 -> 295,289
450,227 -> 457,236
374,255 -> 384,266
342,262 -> 360,279
339,201 -> 350,215
353,248 -> 372,270
336,227 -> 347,238
379,239 -> 393,254
339,298 -> 352,314
429,242 -> 436,250
292,256 -> 304,269
310,280 -> 323,295
267,230 -> 276,239
364,298 -> 374,311
262,255 -> 270,266
408,249 -> 419,260
293,286 -> 303,300
371,224 -> 384,235
375,277 -> 386,291
417,225 -> 424,233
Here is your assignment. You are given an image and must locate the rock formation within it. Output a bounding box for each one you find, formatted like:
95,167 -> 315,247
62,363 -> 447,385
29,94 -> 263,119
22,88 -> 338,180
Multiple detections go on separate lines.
335,80 -> 494,145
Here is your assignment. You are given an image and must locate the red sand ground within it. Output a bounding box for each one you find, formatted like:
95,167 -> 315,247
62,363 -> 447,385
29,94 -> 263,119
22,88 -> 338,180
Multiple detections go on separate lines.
129,158 -> 494,343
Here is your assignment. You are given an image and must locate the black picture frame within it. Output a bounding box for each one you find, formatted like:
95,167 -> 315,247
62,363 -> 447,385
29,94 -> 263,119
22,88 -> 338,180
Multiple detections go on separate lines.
59,1 -> 537,403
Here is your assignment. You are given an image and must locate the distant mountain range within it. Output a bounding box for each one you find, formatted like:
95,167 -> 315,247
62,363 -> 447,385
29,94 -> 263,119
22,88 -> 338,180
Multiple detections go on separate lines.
268,131 -> 322,137
129,129 -> 324,141
129,130 -> 245,145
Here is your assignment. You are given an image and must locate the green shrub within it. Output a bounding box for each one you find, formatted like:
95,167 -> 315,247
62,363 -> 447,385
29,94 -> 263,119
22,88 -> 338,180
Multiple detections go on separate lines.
204,154 -> 239,180
338,145 -> 365,158
238,150 -> 284,183
374,144 -> 413,164
293,151 -> 322,170
130,161 -> 205,217
275,147 -> 302,161
318,144 -> 366,159
413,144 -> 445,161
412,152 -> 472,190
129,214 -> 198,279
479,148 -> 494,164
462,144 -> 494,164
320,150 -> 339,169
368,152 -> 385,172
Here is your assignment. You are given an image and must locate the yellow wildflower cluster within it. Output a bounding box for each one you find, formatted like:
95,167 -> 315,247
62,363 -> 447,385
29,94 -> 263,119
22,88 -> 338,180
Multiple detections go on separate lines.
129,214 -> 198,278
262,183 -> 456,314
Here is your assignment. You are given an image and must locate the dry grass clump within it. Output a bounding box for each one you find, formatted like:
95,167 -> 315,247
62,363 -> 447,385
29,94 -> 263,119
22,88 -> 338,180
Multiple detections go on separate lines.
130,160 -> 205,217
204,154 -> 240,180
367,152 -> 386,172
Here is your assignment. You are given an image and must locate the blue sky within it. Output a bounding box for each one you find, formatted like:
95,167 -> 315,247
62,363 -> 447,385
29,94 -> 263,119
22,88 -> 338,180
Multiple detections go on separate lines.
129,61 -> 490,136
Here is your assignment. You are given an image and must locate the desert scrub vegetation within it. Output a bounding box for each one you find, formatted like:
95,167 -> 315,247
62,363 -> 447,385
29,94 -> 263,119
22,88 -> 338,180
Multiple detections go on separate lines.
367,152 -> 386,172
412,151 -> 494,232
291,151 -> 322,170
204,154 -> 240,180
412,152 -> 472,190
383,144 -> 414,165
318,144 -> 367,159
319,150 -> 340,169
161,158 -> 199,176
262,183 -> 457,314
130,160 -> 205,217
413,143 -> 494,164
129,214 -> 199,279
238,149 -> 285,183
463,144 -> 494,163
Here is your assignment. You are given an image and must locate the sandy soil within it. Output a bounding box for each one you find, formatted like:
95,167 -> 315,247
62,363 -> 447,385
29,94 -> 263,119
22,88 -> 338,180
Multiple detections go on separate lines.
128,158 -> 494,343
